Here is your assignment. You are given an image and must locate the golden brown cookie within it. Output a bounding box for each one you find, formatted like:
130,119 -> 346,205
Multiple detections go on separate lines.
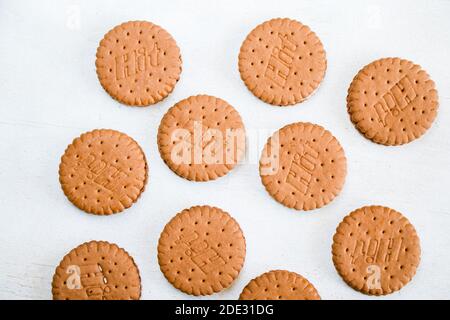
260,122 -> 346,210
238,18 -> 326,106
239,270 -> 320,300
52,241 -> 141,300
347,58 -> 438,145
96,21 -> 182,106
157,95 -> 246,181
332,205 -> 421,295
158,205 -> 246,296
59,129 -> 148,215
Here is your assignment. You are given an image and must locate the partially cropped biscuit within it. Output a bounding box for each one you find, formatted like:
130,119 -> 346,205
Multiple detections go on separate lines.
239,270 -> 320,300
52,241 -> 141,300
239,18 -> 326,106
96,21 -> 182,106
347,58 -> 438,145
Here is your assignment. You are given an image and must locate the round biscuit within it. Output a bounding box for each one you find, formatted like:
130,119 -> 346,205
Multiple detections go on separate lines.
157,95 -> 246,181
158,205 -> 246,296
332,205 -> 421,295
260,122 -> 346,210
347,58 -> 438,145
59,129 -> 148,215
96,21 -> 182,106
239,18 -> 326,106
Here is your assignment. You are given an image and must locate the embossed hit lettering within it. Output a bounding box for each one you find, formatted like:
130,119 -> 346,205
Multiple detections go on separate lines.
115,44 -> 160,80
286,143 -> 319,194
351,237 -> 404,265
78,153 -> 128,197
373,76 -> 417,126
264,33 -> 297,88
176,231 -> 226,274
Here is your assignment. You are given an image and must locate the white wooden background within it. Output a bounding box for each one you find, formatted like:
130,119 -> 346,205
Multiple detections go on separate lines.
0,0 -> 449,300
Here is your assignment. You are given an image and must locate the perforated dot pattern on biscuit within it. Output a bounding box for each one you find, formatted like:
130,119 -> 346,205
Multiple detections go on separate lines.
157,95 -> 246,181
239,18 -> 327,106
332,205 -> 421,295
158,205 -> 246,296
52,241 -> 141,300
96,21 -> 182,106
260,122 -> 346,210
347,58 -> 438,145
239,270 -> 320,300
59,129 -> 148,215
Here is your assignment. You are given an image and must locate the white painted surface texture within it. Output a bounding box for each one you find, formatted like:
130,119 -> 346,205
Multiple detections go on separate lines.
0,0 -> 449,299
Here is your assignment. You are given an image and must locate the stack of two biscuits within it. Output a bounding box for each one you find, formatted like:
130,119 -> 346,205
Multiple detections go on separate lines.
53,18 -> 437,299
